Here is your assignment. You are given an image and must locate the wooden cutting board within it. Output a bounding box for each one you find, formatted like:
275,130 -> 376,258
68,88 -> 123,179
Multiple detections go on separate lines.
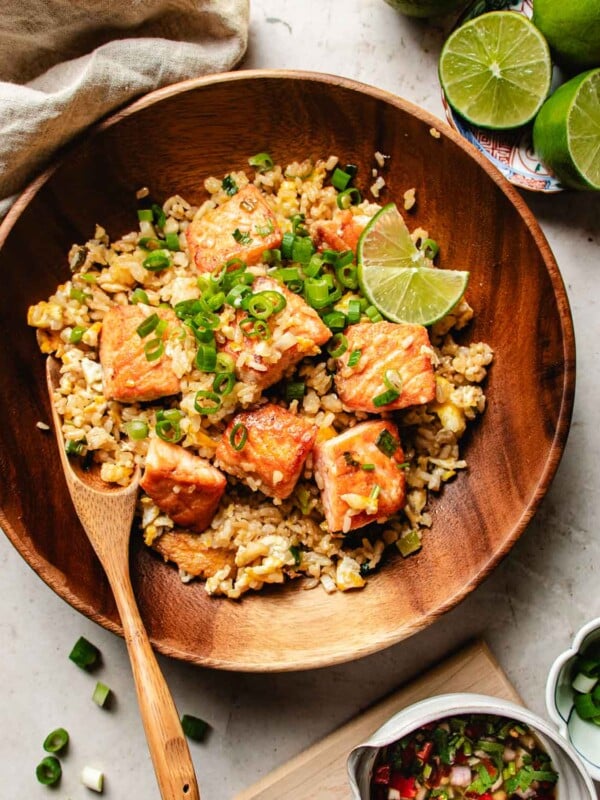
235,640 -> 521,800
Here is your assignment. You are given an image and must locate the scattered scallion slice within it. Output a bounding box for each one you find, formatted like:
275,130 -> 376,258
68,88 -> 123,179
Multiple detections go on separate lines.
65,439 -> 86,456
152,203 -> 166,229
137,208 -> 153,222
336,187 -> 362,209
69,325 -> 87,344
230,422 -> 248,451
36,756 -> 62,786
373,388 -> 399,407
131,288 -> 149,305
69,636 -> 101,670
143,249 -> 171,272
136,312 -> 159,338
222,175 -> 238,196
194,390 -> 222,415
347,349 -> 362,367
212,371 -> 235,396
181,714 -> 209,742
361,463 -> 376,471
322,310 -> 346,332
327,333 -> 348,358
248,152 -> 274,172
281,231 -> 295,260
331,167 -> 353,191
125,420 -> 149,440
383,369 -> 403,394
232,228 -> 252,245
92,681 -> 112,708
375,429 -> 399,457
165,232 -> 180,251
421,237 -> 440,261
285,381 -> 306,402
144,337 -> 164,362
195,343 -> 217,372
43,728 -> 69,754
81,765 -> 104,793
397,530 -> 422,557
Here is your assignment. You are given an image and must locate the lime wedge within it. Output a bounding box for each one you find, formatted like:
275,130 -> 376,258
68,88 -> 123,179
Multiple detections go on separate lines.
357,204 -> 469,326
439,11 -> 552,130
533,68 -> 600,191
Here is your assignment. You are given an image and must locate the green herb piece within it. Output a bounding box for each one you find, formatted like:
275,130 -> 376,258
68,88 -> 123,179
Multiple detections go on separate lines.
36,756 -> 62,786
222,174 -> 239,196
92,681 -> 112,708
69,636 -> 100,670
181,714 -> 209,742
43,728 -> 69,754
375,429 -> 399,457
232,228 -> 252,245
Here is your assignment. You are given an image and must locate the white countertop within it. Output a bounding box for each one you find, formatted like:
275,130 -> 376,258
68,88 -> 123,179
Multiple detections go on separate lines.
2,1 -> 599,797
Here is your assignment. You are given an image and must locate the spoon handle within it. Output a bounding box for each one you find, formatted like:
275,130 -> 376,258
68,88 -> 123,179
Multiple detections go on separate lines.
109,570 -> 201,800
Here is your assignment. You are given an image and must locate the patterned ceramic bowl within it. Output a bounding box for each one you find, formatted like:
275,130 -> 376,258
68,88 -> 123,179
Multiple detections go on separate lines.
546,618 -> 600,782
441,0 -> 565,193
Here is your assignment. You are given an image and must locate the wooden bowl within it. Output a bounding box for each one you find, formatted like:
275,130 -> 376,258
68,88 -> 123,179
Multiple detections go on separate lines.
0,71 -> 575,671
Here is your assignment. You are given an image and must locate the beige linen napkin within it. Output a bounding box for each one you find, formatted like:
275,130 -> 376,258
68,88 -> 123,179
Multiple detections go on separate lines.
0,0 -> 249,216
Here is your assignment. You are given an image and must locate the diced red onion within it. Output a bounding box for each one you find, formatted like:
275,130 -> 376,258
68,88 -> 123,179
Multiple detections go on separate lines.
449,765 -> 472,787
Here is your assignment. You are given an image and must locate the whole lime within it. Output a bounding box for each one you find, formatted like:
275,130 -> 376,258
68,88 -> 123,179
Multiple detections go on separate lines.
532,0 -> 600,70
383,0 -> 468,18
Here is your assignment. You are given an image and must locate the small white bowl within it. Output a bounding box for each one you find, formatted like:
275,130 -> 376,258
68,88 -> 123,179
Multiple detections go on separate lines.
546,617 -> 600,782
347,693 -> 596,799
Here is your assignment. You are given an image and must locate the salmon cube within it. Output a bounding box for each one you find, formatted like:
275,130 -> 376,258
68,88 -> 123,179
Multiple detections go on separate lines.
100,304 -> 182,403
153,531 -> 235,579
186,184 -> 282,273
334,321 -> 435,413
312,210 -> 369,253
313,420 -> 406,533
140,438 -> 227,533
221,276 -> 331,392
215,403 -> 317,499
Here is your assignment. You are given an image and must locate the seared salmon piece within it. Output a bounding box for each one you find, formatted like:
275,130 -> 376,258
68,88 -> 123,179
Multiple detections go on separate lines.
153,531 -> 235,579
100,304 -> 182,403
140,438 -> 226,533
186,184 -> 282,273
215,403 -> 317,499
334,321 -> 435,413
221,276 -> 331,392
312,210 -> 369,253
313,420 -> 406,533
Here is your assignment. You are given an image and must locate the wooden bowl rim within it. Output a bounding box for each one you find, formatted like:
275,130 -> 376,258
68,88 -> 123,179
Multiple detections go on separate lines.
0,69 -> 576,671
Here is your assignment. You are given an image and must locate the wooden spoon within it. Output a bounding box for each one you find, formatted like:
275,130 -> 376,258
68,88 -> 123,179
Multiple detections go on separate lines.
46,357 -> 200,800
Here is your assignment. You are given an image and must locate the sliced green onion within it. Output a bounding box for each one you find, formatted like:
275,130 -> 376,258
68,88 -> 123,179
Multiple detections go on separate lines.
230,422 -> 248,451
296,485 -> 312,515
69,325 -> 87,344
125,420 -> 149,440
65,439 -> 85,456
336,187 -> 362,209
575,691 -> 600,719
195,343 -> 217,372
137,208 -> 154,222
138,236 -> 163,251
292,236 -> 314,265
263,248 -> 281,265
43,728 -> 69,754
69,286 -> 89,304
181,714 -> 209,742
143,249 -> 171,272
304,277 -> 330,309
291,213 -> 308,236
336,262 -> 359,290
152,203 -> 166,229
361,463 -> 376,471
285,381 -> 306,401
248,152 -> 274,172
222,174 -> 238,196
92,682 -> 111,708
158,409 -> 183,423
213,371 -> 235,396
322,311 -> 346,332
131,288 -> 149,305
365,304 -> 383,323
270,265 -> 301,283
205,291 -> 226,311
373,388 -> 399,407
289,545 -> 302,566
240,317 -> 270,339
376,429 -> 399,457
165,232 -> 180,251
421,238 -> 439,261
232,228 -> 252,244
397,530 -> 422,557
81,765 -> 104,793
194,390 -> 222,415
136,312 -> 160,338
69,636 -> 100,670
347,348 -> 362,367
226,283 -> 252,308
81,272 -> 97,283
281,231 -> 295,260
321,249 -> 339,265
243,290 -> 285,319
332,167 -> 353,191
384,369 -> 403,393
369,484 -> 381,501
327,333 -> 348,358
256,290 -> 286,313
346,299 -> 361,325
36,756 -> 62,786
336,250 -> 354,268
304,254 -> 323,278
155,418 -> 183,443
215,352 -> 236,373
144,337 -> 164,361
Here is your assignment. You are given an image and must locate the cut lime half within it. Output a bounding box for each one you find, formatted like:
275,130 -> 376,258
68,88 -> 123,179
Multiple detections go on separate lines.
439,11 -> 552,130
357,204 -> 469,326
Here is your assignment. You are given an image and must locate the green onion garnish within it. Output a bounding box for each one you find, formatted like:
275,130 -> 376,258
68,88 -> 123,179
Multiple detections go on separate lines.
336,262 -> 359,290
194,390 -> 222,415
270,265 -> 301,283
213,371 -> 235,396
195,343 -> 217,372
244,290 -> 285,319
240,317 -> 270,339
332,167 -> 353,191
69,326 -> 87,344
144,337 -> 164,361
290,545 -> 302,566
304,277 -> 330,310
574,691 -> 600,719
65,439 -> 86,456
131,288 -> 149,305
69,636 -> 101,670
125,420 -> 149,440
361,463 -> 376,471
365,304 -> 383,323
383,369 -> 403,394
155,410 -> 183,443
222,175 -> 238,196
348,349 -> 362,367
36,756 -> 62,786
421,237 -> 440,261
138,236 -> 163,251
181,714 -> 209,742
92,681 -> 112,708
322,310 -> 346,332
369,484 -> 381,501
373,388 -> 399,407
285,381 -> 306,402
136,312 -> 160,338
291,235 -> 314,265
281,231 -> 295,260
304,253 -> 323,278
375,429 -> 399,457
346,299 -> 361,325
43,728 -> 69,754
226,284 -> 252,308
230,422 -> 248,451
81,272 -> 97,284
291,213 -> 308,237
232,228 -> 252,245
69,287 -> 89,304
327,333 -> 348,358
137,208 -> 153,222
152,203 -> 166,229
81,765 -> 104,793
215,352 -> 236,373
336,187 -> 362,209
205,291 -> 226,311
143,249 -> 171,272
248,152 -> 274,172
165,232 -> 180,251
397,530 -> 422,557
